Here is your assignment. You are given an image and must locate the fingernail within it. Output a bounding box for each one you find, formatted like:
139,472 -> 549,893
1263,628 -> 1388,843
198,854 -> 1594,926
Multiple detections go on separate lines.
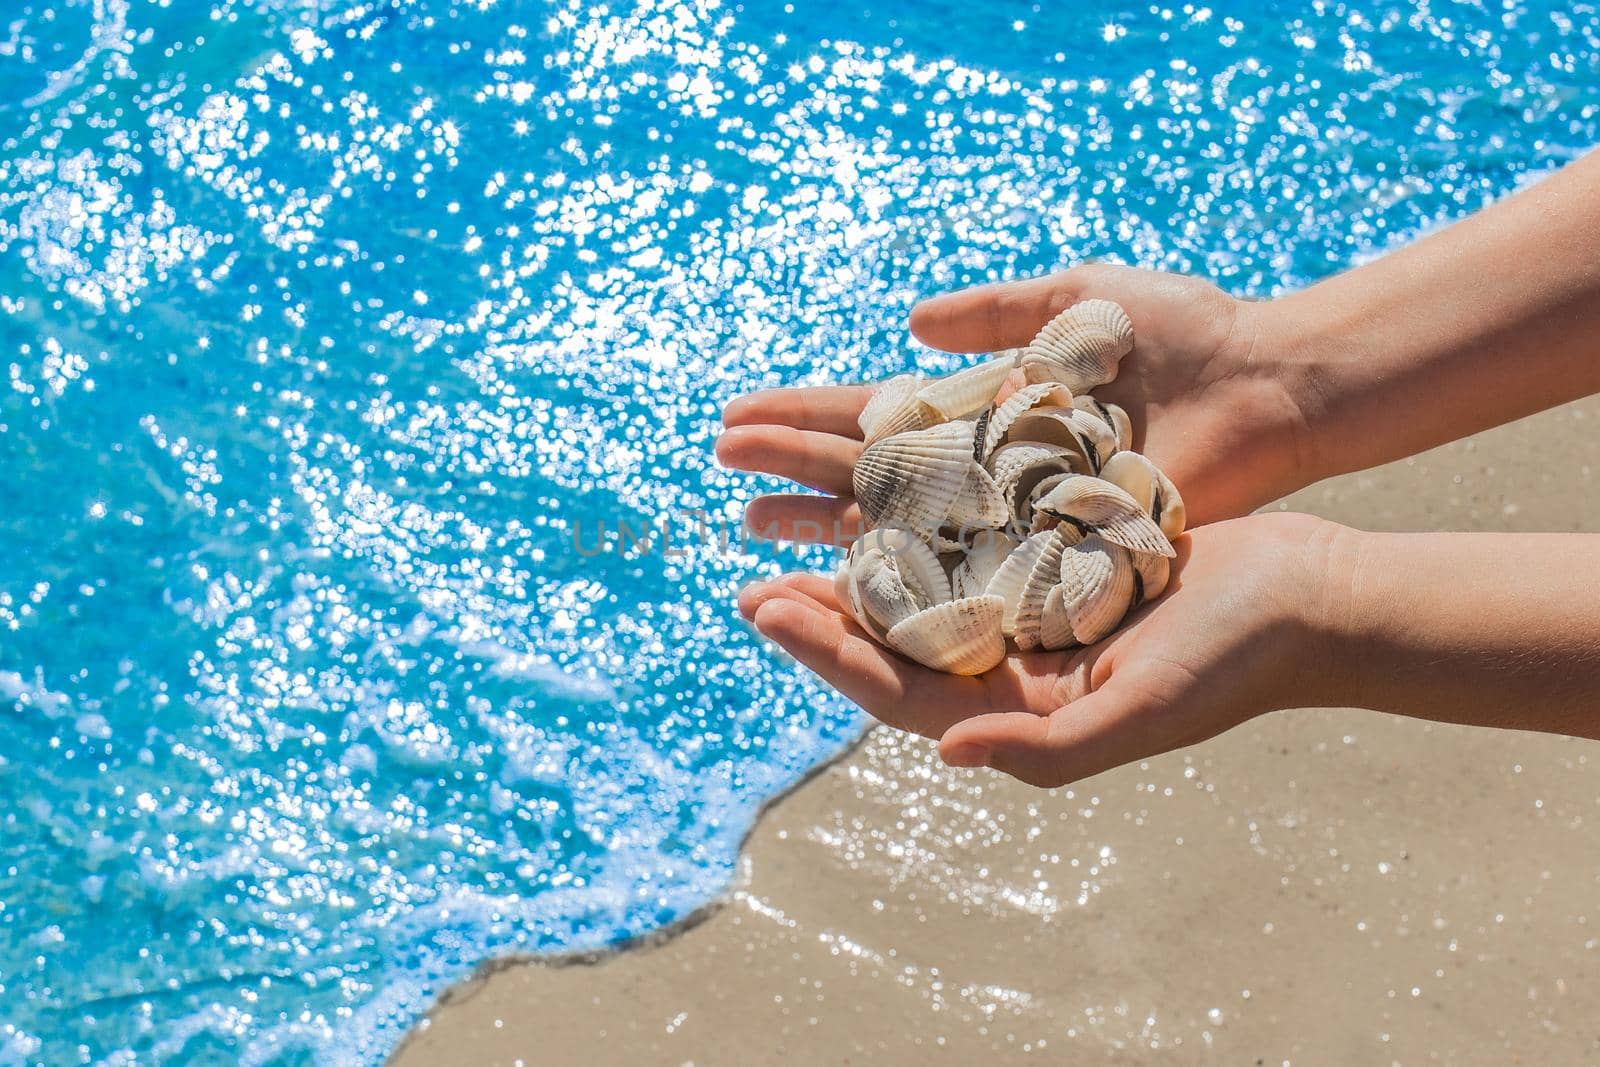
943,743 -> 989,768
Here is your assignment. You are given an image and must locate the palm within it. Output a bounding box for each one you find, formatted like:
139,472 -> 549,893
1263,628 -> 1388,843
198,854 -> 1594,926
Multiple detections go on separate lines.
738,514 -> 1329,788
719,264 -> 1308,540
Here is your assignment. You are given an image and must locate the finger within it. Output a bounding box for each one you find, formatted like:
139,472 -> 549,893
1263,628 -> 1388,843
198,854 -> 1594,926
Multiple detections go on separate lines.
769,571 -> 847,612
716,425 -> 861,495
738,576 -> 833,622
938,674 -> 1157,788
909,265 -> 1114,353
751,598 -> 996,738
722,385 -> 875,439
744,495 -> 864,547
777,569 -> 1094,718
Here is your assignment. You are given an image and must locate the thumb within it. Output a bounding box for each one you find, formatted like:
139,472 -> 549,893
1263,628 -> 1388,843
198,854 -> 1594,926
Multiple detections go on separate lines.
938,675 -> 1158,789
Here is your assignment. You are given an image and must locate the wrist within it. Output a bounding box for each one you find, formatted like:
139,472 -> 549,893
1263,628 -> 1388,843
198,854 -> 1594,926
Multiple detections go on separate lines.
1298,520 -> 1382,711
1248,290 -> 1360,493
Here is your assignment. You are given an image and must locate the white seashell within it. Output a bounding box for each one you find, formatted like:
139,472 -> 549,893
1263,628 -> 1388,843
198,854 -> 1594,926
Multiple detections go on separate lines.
982,382 -> 1073,458
1074,395 -> 1133,453
858,374 -> 930,443
1020,299 -> 1134,393
984,529 -> 1055,637
1129,550 -> 1170,605
1031,474 -> 1175,558
853,422 -> 977,533
916,356 -> 1014,422
1040,534 -> 1136,648
837,529 -> 951,638
1006,404 -> 1118,473
1012,527 -> 1085,651
951,530 -> 1019,599
944,462 -> 1012,530
885,595 -> 1007,676
1098,451 -> 1186,540
985,441 -> 1088,524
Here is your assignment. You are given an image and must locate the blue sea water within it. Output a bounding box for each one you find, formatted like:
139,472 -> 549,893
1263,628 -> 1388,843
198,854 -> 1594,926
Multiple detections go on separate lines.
0,0 -> 1595,1061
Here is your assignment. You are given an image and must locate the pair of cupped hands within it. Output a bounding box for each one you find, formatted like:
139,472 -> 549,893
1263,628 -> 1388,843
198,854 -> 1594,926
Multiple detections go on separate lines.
718,265 -> 1341,787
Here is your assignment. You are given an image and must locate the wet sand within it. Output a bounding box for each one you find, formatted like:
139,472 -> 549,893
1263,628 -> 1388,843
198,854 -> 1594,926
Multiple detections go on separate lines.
393,398 -> 1600,1066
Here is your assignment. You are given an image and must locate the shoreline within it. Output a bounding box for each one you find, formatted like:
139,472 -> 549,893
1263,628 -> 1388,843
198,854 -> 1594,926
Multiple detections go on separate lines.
386,723 -> 874,1058
394,397 -> 1600,1067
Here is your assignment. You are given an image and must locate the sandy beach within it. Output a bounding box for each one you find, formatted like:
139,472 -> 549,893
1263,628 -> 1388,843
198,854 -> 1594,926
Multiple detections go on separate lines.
394,397 -> 1600,1066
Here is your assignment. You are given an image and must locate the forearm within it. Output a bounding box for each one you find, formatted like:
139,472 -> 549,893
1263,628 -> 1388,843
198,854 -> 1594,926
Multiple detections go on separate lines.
1315,529 -> 1600,738
1263,149 -> 1600,484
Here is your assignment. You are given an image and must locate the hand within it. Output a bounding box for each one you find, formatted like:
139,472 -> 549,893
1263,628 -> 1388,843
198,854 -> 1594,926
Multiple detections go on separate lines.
739,513 -> 1343,788
717,263 -> 1316,543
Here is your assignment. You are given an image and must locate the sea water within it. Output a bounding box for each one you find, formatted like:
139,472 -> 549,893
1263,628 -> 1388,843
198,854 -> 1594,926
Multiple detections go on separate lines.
0,0 -> 1594,1062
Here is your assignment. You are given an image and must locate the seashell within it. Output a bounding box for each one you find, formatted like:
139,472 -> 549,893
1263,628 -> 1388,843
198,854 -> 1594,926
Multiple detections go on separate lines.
1007,404 -> 1118,473
885,594 -> 1007,676
1021,472 -> 1074,533
985,441 -> 1088,524
1129,550 -> 1170,605
1074,395 -> 1133,452
1031,474 -> 1175,558
944,462 -> 1011,530
984,529 -> 1055,636
853,421 -> 977,533
836,529 -> 951,638
1039,534 -> 1136,649
858,374 -> 929,443
951,530 -> 1019,599
1012,527 -> 1086,651
1098,451 -> 1186,541
982,382 -> 1073,458
917,356 -> 1015,422
969,407 -> 992,461
1020,299 -> 1134,393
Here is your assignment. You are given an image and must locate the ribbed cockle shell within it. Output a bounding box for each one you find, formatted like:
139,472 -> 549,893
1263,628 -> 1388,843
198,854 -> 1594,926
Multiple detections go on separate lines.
1011,526 -> 1084,651
858,358 -> 1014,445
853,421 -> 976,532
857,374 -> 928,443
1031,474 -> 1175,558
982,382 -> 1073,458
951,529 -> 1020,600
835,529 -> 951,638
944,461 -> 1011,529
1129,549 -> 1171,605
1039,534 -> 1136,649
1099,451 -> 1186,541
1006,404 -> 1118,473
1020,299 -> 1134,393
1074,395 -> 1133,453
985,441 -> 1087,524
885,595 -> 1007,676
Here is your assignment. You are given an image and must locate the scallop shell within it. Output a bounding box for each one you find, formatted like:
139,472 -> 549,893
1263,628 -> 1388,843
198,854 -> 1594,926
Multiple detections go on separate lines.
1020,299 -> 1134,393
1039,534 -> 1136,649
985,441 -> 1088,523
1006,404 -> 1118,473
1099,451 -> 1186,540
885,594 -> 1007,676
853,421 -> 976,532
1031,474 -> 1175,558
858,374 -> 929,443
944,461 -> 1011,530
837,530 -> 951,638
982,382 -> 1073,458
951,529 -> 1019,599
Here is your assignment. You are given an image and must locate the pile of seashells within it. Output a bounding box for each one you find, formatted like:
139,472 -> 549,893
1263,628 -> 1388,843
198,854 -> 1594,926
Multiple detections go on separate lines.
834,300 -> 1185,676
